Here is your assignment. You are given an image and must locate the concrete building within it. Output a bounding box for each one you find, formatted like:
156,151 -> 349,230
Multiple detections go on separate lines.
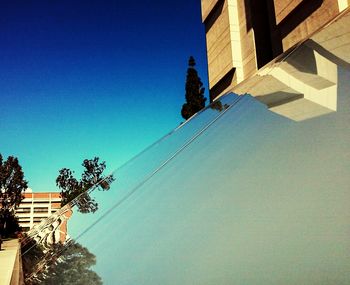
15,189 -> 72,246
201,0 -> 350,121
15,189 -> 61,232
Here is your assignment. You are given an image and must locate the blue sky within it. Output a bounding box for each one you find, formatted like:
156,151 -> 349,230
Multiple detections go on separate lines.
0,0 -> 208,192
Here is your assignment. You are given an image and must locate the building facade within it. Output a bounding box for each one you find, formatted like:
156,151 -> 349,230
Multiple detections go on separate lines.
201,0 -> 350,121
15,189 -> 61,232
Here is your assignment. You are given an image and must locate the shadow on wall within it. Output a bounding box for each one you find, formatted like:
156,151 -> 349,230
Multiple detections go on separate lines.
278,0 -> 324,38
244,0 -> 324,68
256,92 -> 303,108
210,69 -> 236,102
307,39 -> 350,71
204,0 -> 225,33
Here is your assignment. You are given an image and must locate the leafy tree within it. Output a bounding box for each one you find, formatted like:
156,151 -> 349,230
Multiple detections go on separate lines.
42,242 -> 102,285
23,239 -> 102,285
56,157 -> 114,213
181,56 -> 207,120
0,154 -> 28,236
43,241 -> 102,285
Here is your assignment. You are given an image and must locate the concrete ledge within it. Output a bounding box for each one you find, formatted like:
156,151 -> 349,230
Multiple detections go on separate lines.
0,239 -> 23,285
220,8 -> 350,121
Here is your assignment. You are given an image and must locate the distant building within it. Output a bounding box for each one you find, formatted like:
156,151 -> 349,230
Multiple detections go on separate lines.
201,0 -> 350,121
15,189 -> 61,232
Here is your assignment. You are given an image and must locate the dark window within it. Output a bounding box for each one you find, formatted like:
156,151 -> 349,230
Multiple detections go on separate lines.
34,207 -> 48,213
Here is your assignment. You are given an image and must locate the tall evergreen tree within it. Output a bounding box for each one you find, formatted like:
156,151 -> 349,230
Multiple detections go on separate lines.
181,56 -> 206,120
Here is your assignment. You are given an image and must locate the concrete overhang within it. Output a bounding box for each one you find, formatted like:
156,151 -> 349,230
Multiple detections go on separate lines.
227,8 -> 350,121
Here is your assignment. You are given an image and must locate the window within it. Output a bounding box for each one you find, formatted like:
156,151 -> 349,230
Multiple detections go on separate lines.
17,208 -> 31,213
18,218 -> 30,222
34,207 -> 48,213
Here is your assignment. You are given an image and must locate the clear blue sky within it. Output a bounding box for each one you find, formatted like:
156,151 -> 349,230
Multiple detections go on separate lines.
0,0 -> 208,192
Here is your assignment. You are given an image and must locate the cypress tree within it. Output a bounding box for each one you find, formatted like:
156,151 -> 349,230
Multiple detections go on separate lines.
181,56 -> 206,120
